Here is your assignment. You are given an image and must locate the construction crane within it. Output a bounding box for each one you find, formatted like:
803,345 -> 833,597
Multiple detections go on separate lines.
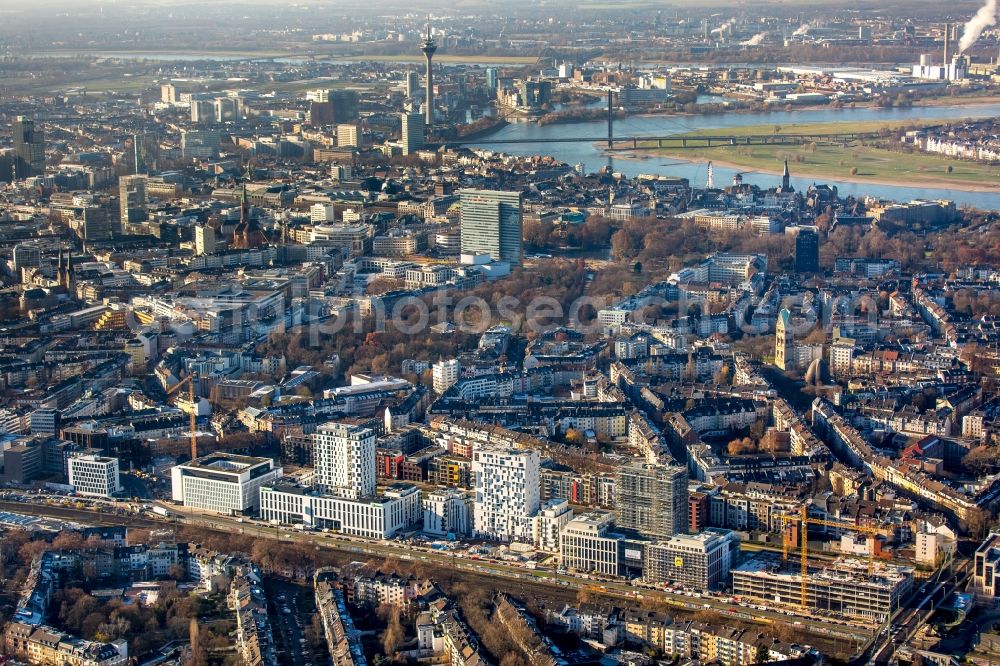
779,505 -> 892,609
166,372 -> 200,461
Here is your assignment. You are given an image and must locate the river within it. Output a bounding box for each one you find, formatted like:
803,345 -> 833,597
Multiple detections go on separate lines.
30,49 -> 1000,208
470,103 -> 1000,209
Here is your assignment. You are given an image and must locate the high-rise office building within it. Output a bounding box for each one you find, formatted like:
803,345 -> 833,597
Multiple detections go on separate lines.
486,67 -> 499,94
214,97 -> 240,123
119,175 -> 147,233
190,99 -> 215,124
420,24 -> 437,125
400,112 -> 425,155
79,204 -> 115,240
459,189 -> 523,266
644,530 -> 738,589
615,462 -> 688,538
314,422 -> 376,500
405,71 -> 421,98
181,129 -> 221,159
472,446 -> 540,543
12,243 -> 42,275
195,224 -> 217,256
13,116 -> 45,179
308,90 -> 359,125
161,84 -> 178,104
795,227 -> 820,273
336,123 -> 360,148
130,133 -> 159,175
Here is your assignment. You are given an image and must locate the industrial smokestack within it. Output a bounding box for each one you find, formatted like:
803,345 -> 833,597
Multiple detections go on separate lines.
944,23 -> 950,65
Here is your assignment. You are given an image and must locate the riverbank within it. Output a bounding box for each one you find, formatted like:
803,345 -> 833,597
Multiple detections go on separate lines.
619,145 -> 1000,193
455,118 -> 511,140
913,95 -> 1000,108
652,118 -> 950,139
530,96 -> 1000,128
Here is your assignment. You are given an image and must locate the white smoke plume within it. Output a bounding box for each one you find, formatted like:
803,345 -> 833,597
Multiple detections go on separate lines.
711,19 -> 735,35
743,32 -> 767,46
959,0 -> 998,52
792,24 -> 810,36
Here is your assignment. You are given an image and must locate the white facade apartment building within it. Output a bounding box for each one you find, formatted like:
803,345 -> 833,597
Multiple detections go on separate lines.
423,488 -> 473,537
472,446 -> 540,543
432,359 -> 460,394
314,422 -> 376,499
532,498 -> 574,552
171,453 -> 282,515
68,454 -> 121,497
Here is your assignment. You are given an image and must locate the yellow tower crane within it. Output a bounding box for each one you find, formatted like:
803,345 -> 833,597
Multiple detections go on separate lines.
779,505 -> 892,609
166,372 -> 200,461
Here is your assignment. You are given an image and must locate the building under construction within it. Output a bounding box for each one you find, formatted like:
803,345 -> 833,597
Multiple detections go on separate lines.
732,554 -> 914,621
615,461 -> 688,539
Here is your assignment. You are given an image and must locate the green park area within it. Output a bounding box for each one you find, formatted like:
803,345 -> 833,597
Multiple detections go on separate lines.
640,120 -> 1000,190
662,119 -> 944,138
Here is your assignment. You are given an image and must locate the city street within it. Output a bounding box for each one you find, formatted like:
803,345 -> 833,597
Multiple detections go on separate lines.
265,579 -> 318,666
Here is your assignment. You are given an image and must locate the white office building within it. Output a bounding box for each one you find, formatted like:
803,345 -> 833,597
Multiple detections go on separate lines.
260,420 -> 421,538
310,203 -> 337,223
260,482 -> 421,539
559,512 -> 626,577
171,453 -> 282,515
401,112 -> 425,155
314,422 -> 376,499
472,446 -> 540,543
68,454 -> 121,497
432,359 -> 460,394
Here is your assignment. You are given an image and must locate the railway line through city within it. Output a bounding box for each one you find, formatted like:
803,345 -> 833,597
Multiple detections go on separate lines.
0,500 -> 873,659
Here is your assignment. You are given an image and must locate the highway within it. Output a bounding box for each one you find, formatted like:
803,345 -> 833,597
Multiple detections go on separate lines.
0,500 -> 874,657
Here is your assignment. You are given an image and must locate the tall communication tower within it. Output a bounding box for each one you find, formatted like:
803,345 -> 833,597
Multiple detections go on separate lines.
421,22 -> 437,126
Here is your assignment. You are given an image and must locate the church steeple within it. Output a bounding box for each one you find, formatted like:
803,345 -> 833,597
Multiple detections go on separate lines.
56,248 -> 73,290
781,159 -> 791,193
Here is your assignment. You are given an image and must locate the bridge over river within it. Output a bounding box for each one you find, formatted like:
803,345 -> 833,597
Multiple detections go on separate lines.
437,131 -> 880,150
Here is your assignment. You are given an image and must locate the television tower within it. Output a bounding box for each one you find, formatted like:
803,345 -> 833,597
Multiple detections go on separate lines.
421,21 -> 437,126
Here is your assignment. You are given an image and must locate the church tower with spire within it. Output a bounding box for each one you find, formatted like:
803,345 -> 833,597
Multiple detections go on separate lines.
232,162 -> 267,250
780,159 -> 793,193
56,248 -> 74,290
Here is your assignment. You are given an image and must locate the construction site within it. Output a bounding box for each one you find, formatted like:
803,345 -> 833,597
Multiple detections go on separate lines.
732,554 -> 915,622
